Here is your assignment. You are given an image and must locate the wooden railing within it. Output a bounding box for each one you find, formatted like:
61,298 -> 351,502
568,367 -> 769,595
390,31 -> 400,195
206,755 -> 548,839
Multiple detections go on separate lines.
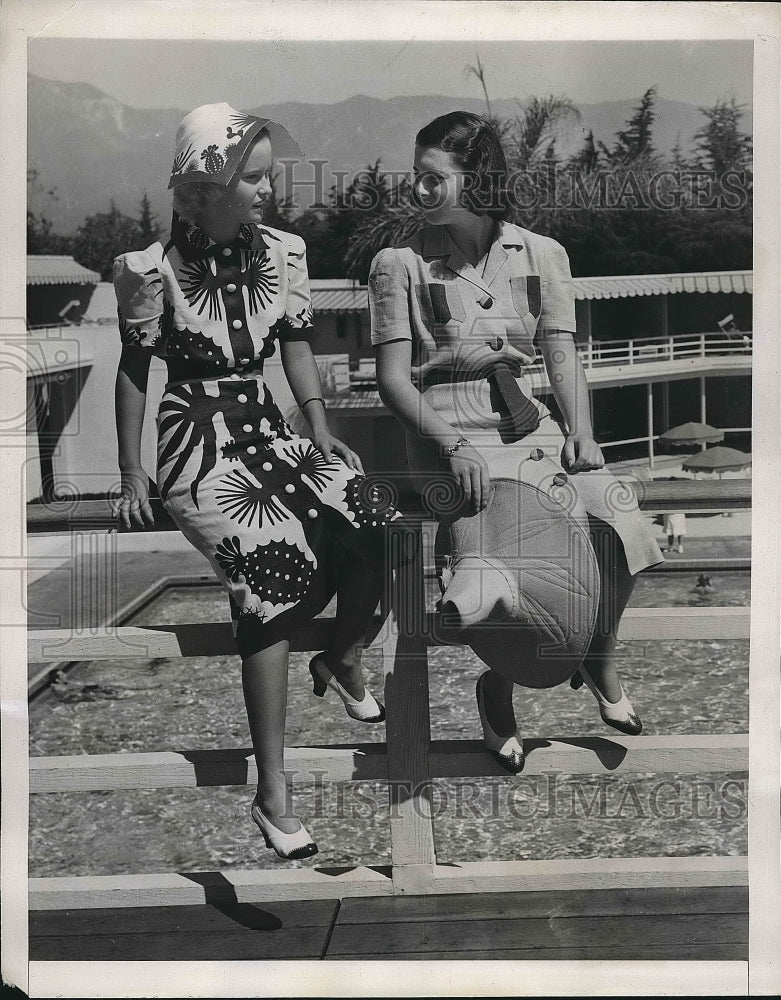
28,479 -> 751,909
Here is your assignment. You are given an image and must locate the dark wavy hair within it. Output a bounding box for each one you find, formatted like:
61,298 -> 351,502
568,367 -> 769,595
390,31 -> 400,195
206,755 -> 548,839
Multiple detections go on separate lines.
414,111 -> 510,220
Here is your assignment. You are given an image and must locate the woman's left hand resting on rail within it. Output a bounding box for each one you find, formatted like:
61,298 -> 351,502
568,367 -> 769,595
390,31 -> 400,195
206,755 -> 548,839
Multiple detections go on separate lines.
562,432 -> 605,473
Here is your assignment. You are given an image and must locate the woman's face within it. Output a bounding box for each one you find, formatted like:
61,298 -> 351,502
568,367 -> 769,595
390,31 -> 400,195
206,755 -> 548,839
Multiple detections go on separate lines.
413,144 -> 470,224
213,135 -> 274,225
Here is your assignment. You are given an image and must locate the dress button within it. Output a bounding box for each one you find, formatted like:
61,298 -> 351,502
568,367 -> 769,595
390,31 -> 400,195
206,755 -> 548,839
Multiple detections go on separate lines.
222,247 -> 232,257
232,319 -> 243,330
242,423 -> 253,433
239,357 -> 250,364
262,462 -> 273,471
284,484 -> 295,494
246,446 -> 257,455
487,336 -> 504,351
530,448 -> 544,461
225,283 -> 237,293
552,473 -> 568,486
307,508 -> 318,519
479,296 -> 494,309
237,393 -> 248,403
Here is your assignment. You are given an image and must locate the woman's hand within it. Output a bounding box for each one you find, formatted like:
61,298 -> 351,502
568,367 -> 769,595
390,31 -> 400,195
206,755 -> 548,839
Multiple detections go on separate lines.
111,468 -> 156,530
562,432 -> 605,473
448,444 -> 491,515
312,431 -> 365,474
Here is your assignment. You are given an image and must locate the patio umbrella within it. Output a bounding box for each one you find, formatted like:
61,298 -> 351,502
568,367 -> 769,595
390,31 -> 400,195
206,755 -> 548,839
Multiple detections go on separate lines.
659,422 -> 725,446
682,446 -> 751,474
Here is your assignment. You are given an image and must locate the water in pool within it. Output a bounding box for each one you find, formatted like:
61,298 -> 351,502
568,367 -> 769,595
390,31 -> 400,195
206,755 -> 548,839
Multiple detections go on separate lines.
29,572 -> 748,875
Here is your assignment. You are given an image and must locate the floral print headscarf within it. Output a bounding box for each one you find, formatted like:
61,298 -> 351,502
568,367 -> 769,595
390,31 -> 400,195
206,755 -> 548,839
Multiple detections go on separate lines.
167,102 -> 302,189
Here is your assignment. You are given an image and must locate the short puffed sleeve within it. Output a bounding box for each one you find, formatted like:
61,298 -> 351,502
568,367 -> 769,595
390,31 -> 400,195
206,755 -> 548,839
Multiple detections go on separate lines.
113,250 -> 165,349
277,233 -> 314,342
368,248 -> 413,346
537,239 -> 577,334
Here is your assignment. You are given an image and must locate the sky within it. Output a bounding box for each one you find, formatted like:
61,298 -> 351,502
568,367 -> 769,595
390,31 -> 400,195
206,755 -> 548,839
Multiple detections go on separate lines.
27,38 -> 753,111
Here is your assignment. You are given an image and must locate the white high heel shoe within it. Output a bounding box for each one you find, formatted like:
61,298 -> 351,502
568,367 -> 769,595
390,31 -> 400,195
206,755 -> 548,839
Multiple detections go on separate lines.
579,671 -> 643,735
476,671 -> 525,773
309,654 -> 385,723
250,796 -> 318,861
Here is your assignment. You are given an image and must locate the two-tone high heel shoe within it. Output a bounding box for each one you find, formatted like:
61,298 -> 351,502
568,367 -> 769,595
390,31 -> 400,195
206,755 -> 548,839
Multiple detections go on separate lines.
250,796 -> 318,861
476,671 -> 525,773
308,653 -> 385,723
571,669 -> 643,735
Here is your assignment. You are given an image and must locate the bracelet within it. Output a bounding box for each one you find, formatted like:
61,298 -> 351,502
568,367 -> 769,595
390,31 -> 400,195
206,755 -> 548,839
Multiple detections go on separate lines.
300,396 -> 325,410
441,435 -> 471,458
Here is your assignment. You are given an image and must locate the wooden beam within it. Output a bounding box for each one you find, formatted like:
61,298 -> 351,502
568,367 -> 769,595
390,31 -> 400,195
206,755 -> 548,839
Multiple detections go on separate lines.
27,606 -> 751,663
28,855 -> 746,911
428,855 -> 747,894
25,479 -> 751,532
29,734 -> 748,793
28,866 -> 394,911
382,524 -> 437,879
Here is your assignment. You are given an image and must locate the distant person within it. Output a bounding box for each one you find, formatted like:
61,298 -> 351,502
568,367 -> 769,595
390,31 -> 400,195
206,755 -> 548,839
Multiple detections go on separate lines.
111,104 -> 405,861
663,511 -> 686,553
370,111 -> 664,771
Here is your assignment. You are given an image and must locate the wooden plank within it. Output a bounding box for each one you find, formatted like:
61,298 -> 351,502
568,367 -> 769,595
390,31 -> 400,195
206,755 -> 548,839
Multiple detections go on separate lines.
382,523 -> 436,878
30,927 -> 328,961
337,885 -> 748,924
29,866 -> 393,910
30,743 -> 388,792
428,856 -> 748,894
29,733 -> 748,793
29,856 -> 746,912
30,899 -> 339,936
25,479 -> 752,532
325,911 -> 747,956
329,943 -> 749,961
26,605 -> 751,662
614,606 -> 749,641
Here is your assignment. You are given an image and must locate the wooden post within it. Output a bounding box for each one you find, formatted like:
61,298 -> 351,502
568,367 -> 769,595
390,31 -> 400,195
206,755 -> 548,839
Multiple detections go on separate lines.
381,521 -> 436,892
647,380 -> 655,469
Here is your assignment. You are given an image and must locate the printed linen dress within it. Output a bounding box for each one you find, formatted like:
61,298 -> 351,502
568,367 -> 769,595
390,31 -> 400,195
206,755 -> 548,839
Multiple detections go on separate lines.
114,213 -> 400,656
368,221 -> 663,576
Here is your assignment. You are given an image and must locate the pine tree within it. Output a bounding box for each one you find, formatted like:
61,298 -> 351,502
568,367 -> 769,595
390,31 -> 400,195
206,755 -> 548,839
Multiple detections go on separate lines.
693,97 -> 752,174
569,129 -> 600,172
136,193 -> 162,245
601,87 -> 659,165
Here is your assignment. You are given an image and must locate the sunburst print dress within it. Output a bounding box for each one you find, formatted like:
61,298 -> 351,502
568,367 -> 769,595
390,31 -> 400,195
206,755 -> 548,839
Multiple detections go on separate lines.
114,213 -> 402,656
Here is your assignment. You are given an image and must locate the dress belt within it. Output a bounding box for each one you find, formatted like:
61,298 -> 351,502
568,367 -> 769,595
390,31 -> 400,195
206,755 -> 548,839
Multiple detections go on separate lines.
421,364 -> 541,443
164,359 -> 263,386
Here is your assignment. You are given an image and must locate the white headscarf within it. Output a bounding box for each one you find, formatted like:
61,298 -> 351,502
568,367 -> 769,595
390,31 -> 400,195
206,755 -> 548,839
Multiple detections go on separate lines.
168,102 -> 302,189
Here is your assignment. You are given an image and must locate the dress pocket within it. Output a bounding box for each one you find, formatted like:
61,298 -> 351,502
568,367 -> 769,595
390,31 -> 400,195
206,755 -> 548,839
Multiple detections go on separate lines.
427,282 -> 466,325
509,275 -> 542,319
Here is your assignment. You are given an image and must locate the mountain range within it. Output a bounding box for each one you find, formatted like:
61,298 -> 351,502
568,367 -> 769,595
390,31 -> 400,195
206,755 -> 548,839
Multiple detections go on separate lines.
27,74 -> 752,235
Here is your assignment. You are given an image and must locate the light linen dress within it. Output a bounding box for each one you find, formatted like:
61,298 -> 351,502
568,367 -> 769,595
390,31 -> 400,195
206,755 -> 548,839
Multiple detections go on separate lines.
368,221 -> 663,576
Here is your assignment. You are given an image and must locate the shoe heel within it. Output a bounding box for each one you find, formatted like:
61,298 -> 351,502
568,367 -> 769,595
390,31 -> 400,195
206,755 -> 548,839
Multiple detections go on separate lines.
309,662 -> 327,697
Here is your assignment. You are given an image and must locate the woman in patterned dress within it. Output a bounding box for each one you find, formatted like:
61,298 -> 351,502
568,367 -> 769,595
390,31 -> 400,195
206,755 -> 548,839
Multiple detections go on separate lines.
112,104 -> 401,859
371,112 -> 664,772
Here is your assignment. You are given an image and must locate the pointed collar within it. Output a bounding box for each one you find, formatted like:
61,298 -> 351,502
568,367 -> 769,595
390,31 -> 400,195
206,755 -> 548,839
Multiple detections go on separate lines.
419,221 -> 525,296
420,221 -> 525,259
168,211 -> 268,261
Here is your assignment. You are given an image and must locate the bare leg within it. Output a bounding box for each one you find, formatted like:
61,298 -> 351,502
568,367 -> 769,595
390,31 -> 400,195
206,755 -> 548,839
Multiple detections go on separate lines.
580,518 -> 636,703
321,559 -> 384,699
241,639 -> 301,834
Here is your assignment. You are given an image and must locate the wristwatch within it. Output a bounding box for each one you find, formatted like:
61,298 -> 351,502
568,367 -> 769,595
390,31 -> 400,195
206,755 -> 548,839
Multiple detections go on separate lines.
441,436 -> 471,458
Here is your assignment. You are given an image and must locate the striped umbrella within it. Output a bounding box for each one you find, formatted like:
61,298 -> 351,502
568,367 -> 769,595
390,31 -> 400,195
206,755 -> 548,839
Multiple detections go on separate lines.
659,422 -> 725,446
682,446 -> 751,474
